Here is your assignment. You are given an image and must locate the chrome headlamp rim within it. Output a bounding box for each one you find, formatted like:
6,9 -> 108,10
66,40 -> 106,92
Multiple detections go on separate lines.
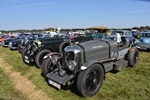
67,60 -> 77,71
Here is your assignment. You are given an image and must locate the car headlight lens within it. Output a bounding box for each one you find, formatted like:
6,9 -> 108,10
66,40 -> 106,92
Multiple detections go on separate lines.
68,60 -> 77,71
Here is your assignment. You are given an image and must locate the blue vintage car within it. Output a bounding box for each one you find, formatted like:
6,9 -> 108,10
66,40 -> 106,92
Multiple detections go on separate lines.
135,31 -> 150,50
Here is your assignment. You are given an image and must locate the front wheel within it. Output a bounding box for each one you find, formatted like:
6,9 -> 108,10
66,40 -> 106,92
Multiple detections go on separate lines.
35,49 -> 51,68
77,64 -> 104,98
42,57 -> 56,77
22,47 -> 31,65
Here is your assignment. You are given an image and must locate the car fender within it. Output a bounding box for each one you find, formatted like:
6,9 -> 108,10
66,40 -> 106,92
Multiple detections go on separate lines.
43,52 -> 61,59
39,46 -> 53,52
81,60 -> 105,72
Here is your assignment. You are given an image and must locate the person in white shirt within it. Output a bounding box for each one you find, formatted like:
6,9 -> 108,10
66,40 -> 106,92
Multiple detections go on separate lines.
116,33 -> 121,43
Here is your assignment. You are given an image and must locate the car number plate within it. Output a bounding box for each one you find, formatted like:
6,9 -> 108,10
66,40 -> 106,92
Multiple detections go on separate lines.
48,79 -> 61,89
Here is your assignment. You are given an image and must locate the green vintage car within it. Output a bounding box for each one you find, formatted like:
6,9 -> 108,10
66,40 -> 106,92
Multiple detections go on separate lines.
22,26 -> 110,68
22,33 -> 94,68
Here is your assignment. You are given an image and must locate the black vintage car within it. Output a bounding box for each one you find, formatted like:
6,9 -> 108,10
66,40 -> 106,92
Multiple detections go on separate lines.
22,26 -> 110,68
2,33 -> 22,47
8,33 -> 30,50
22,33 -> 94,68
42,35 -> 139,98
4,33 -> 29,50
17,33 -> 43,53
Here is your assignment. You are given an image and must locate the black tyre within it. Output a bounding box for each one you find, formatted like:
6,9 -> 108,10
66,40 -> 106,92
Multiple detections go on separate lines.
42,57 -> 56,76
22,47 -> 28,59
17,44 -> 22,53
77,64 -> 104,98
128,48 -> 139,67
22,47 -> 31,64
35,49 -> 51,68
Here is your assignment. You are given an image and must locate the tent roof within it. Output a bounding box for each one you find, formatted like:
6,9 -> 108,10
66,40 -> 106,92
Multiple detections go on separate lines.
86,26 -> 109,30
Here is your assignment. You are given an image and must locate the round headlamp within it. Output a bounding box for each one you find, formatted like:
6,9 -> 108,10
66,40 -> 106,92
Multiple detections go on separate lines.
68,60 -> 77,71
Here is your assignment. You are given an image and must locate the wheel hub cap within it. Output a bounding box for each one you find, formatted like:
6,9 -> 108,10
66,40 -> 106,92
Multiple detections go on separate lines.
93,78 -> 97,84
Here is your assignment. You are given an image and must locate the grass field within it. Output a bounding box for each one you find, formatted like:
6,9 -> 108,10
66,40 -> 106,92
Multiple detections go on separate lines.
0,46 -> 150,100
0,68 -> 27,100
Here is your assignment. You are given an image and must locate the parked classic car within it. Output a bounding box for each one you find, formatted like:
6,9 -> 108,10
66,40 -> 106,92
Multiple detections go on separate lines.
22,33 -> 94,68
135,31 -> 150,50
42,35 -> 139,97
112,30 -> 135,45
131,30 -> 141,39
2,33 -> 23,47
0,34 -> 9,45
8,33 -> 30,50
17,33 -> 43,53
22,26 -> 110,68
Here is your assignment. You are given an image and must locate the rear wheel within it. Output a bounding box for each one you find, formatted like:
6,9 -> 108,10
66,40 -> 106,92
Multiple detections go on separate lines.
127,48 -> 139,67
77,64 -> 104,98
35,49 -> 51,68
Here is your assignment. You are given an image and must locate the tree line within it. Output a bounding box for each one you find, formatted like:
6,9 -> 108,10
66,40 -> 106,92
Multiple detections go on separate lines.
0,25 -> 150,33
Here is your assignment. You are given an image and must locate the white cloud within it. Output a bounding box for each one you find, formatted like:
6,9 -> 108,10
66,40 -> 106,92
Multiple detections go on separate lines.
15,2 -> 57,8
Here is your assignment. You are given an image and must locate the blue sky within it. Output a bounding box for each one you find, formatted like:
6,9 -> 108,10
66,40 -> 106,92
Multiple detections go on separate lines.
0,0 -> 150,30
